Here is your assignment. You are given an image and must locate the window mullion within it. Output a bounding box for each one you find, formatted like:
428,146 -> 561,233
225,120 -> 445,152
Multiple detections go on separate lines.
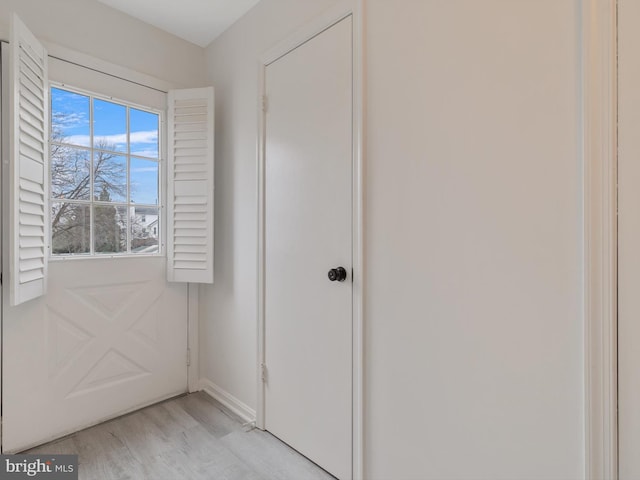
126,105 -> 131,254
159,114 -> 165,255
89,95 -> 95,255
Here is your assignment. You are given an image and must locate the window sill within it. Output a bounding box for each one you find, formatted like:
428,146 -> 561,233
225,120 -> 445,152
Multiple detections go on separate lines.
49,252 -> 164,262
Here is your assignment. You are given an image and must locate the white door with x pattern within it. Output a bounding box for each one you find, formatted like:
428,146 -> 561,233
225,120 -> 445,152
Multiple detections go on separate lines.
1,53 -> 189,452
2,258 -> 188,452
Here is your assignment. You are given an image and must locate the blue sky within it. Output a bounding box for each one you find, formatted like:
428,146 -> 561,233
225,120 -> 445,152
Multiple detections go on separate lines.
52,87 -> 159,205
131,158 -> 158,204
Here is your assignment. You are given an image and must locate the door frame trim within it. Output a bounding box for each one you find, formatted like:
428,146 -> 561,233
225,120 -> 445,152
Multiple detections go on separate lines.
256,2 -> 365,478
0,41 -> 7,452
584,0 -> 618,478
187,284 -> 199,393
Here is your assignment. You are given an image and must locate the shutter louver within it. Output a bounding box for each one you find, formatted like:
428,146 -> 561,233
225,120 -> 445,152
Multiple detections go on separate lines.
9,14 -> 49,306
167,87 -> 214,284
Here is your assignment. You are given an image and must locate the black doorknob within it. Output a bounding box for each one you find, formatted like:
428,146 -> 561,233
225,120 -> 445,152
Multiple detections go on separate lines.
328,267 -> 347,282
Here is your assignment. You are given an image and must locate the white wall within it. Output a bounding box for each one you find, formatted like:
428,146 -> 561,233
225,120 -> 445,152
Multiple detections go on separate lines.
364,1 -> 582,478
0,0 -> 206,88
200,0 -> 340,416
204,0 -> 584,478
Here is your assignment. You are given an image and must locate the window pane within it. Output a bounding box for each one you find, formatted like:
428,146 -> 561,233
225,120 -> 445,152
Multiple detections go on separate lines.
50,86 -> 162,258
51,88 -> 90,147
131,207 -> 159,254
130,109 -> 159,159
130,158 -> 158,205
51,202 -> 90,255
51,147 -> 90,200
94,153 -> 127,203
94,205 -> 127,254
93,99 -> 126,153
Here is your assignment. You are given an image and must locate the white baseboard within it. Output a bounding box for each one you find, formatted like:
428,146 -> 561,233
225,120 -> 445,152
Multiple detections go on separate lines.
199,378 -> 256,424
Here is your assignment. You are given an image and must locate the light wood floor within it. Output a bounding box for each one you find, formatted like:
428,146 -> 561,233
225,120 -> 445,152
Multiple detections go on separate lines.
26,392 -> 336,480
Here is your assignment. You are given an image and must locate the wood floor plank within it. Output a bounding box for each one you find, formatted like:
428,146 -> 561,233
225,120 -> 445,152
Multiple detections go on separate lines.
106,409 -> 175,462
147,398 -> 200,434
26,437 -> 77,455
154,426 -> 262,480
24,392 -> 334,480
173,392 -> 243,439
80,448 -> 144,480
221,429 -> 336,480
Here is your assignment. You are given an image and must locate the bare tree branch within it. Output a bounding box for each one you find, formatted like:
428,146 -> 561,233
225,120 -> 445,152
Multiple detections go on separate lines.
51,115 -> 127,253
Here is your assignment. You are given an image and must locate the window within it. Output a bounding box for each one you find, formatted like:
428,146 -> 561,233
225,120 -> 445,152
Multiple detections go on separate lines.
9,13 -> 214,305
50,86 -> 162,256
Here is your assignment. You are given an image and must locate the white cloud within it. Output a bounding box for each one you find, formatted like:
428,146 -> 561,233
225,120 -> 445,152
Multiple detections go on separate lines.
53,112 -> 87,128
131,131 -> 158,143
62,130 -> 158,151
131,149 -> 159,158
95,130 -> 158,145
64,135 -> 91,147
131,167 -> 158,173
95,134 -> 127,145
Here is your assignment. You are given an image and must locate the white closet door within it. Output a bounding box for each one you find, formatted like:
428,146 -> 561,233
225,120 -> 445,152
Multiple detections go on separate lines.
264,16 -> 353,480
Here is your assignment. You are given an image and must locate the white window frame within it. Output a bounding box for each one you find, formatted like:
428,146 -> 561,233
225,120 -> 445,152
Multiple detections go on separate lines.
48,81 -> 166,260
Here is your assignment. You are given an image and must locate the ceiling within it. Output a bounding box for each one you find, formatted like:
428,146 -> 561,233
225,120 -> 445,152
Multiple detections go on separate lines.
97,0 -> 261,48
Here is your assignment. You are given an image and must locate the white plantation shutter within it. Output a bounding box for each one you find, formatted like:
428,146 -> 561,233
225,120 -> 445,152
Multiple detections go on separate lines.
9,14 -> 49,306
167,87 -> 214,283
